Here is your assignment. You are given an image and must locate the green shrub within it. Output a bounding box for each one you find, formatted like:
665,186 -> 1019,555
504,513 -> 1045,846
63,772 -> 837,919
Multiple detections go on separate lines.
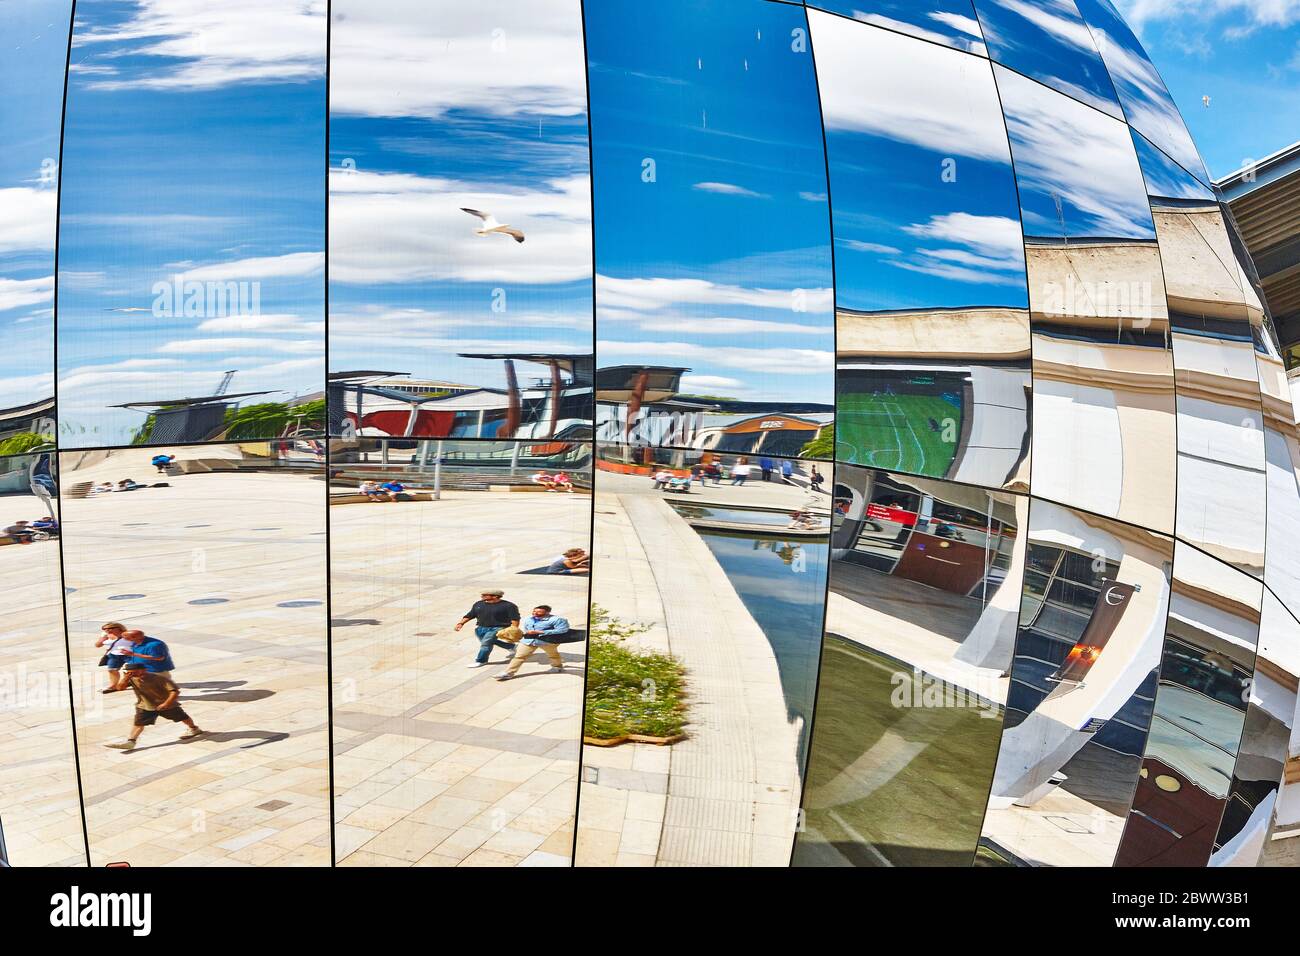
583,606 -> 687,741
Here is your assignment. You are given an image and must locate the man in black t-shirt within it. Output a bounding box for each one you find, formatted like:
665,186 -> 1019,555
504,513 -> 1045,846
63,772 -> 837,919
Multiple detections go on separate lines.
454,589 -> 521,668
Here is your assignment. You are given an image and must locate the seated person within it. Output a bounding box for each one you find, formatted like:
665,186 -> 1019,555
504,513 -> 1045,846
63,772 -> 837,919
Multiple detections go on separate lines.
531,471 -> 556,490
652,469 -> 674,489
551,472 -> 574,493
114,478 -> 142,491
4,521 -> 33,544
359,480 -> 385,502
92,482 -> 114,494
31,516 -> 59,534
379,480 -> 406,501
667,474 -> 692,492
547,548 -> 590,575
150,454 -> 176,474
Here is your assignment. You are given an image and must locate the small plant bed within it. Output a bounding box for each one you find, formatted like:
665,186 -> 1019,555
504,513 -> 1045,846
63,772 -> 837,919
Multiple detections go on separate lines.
583,606 -> 687,746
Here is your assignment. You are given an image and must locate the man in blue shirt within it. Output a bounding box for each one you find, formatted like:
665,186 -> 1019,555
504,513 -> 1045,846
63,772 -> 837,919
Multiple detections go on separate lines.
495,605 -> 570,681
120,630 -> 175,675
379,480 -> 405,502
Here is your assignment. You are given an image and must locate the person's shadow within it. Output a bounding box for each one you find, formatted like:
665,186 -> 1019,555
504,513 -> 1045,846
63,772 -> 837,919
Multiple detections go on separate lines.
178,680 -> 274,704
126,729 -> 290,753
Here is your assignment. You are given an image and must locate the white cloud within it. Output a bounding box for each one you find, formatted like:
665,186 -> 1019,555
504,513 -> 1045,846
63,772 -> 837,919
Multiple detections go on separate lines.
195,313 -> 323,333
0,276 -> 55,313
693,182 -> 768,199
679,374 -> 745,392
598,340 -> 833,376
596,275 -> 833,317
156,337 -> 320,355
329,0 -> 586,119
809,9 -> 1012,162
638,316 -> 831,336
179,252 -> 324,282
330,169 -> 591,285
1118,0 -> 1300,31
0,188 -> 57,254
839,239 -> 902,255
995,65 -> 1156,239
74,0 -> 326,90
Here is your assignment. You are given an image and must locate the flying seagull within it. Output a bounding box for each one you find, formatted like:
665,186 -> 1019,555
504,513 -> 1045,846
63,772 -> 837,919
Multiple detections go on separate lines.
460,207 -> 525,243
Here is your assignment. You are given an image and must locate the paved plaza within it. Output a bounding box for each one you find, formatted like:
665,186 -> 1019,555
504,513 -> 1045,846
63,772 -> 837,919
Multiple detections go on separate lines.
576,469 -> 826,866
330,489 -> 589,866
62,448 -> 332,866
0,489 -> 86,866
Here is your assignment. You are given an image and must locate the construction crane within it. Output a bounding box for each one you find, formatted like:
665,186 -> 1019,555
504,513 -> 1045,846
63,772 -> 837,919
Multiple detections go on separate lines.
213,370 -> 236,396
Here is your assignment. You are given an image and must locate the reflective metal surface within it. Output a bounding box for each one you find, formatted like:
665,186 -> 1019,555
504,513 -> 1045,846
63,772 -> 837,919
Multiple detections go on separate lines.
588,0 -> 834,459
575,443 -> 830,865
1115,543 -> 1260,867
979,499 -> 1173,866
794,465 -> 1025,865
0,452 -> 83,865
328,438 -> 590,866
997,66 -> 1176,532
808,0 -> 988,56
1073,0 -> 1209,186
1134,142 -> 1269,575
972,0 -> 1122,119
811,12 -> 1031,488
328,0 -> 594,441
57,0 -> 327,447
60,443 -> 330,865
0,0 -> 67,452
1212,590 -> 1298,866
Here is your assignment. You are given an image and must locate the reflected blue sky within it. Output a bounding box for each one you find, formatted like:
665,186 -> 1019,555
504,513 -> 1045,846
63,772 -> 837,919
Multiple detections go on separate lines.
1074,0 -> 1208,186
1131,130 -> 1216,204
0,0 -> 68,418
996,65 -> 1155,241
329,0 -> 593,395
810,11 -> 1026,312
587,0 -> 834,404
973,0 -> 1123,119
56,0 -> 326,447
809,0 -> 987,55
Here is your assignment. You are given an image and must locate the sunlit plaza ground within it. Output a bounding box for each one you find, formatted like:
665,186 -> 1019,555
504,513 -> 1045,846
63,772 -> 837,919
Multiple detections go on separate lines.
60,454 -> 332,867
330,489 -> 588,867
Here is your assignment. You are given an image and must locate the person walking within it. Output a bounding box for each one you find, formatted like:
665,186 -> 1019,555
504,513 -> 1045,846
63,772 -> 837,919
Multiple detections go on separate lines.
759,456 -> 775,482
95,622 -> 133,693
455,589 -> 521,668
495,605 -> 570,681
781,458 -> 795,484
103,667 -> 205,751
730,459 -> 752,486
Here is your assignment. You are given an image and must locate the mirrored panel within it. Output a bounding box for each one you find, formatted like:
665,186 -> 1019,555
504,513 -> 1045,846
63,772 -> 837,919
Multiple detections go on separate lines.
1261,596 -> 1300,865
971,0 -> 1122,119
977,498 -> 1173,866
1133,140 -> 1268,575
996,66 -> 1175,533
60,442 -> 329,865
328,0 -> 594,442
588,0 -> 834,458
1114,543 -> 1260,867
0,451 -> 84,865
810,12 -> 1030,489
57,0 -> 326,448
793,465 -> 1026,865
807,0 -> 987,55
1212,590 -> 1298,866
0,0 -> 69,451
1072,0 -> 1209,187
329,438 -> 591,866
575,444 -> 830,865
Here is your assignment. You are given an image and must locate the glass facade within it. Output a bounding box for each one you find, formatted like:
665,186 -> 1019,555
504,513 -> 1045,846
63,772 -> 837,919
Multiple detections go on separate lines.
1,0 -> 1297,869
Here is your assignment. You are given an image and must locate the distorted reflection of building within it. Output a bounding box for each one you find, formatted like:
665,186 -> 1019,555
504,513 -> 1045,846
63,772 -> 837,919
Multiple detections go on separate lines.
836,306 -> 1030,490
595,364 -> 832,458
331,354 -> 593,441
0,398 -> 56,452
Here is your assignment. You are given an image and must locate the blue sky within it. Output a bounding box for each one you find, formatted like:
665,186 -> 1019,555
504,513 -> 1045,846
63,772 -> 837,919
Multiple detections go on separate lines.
1111,0 -> 1300,177
588,0 -> 834,404
328,0 -> 593,396
809,9 -> 1028,312
0,0 -> 68,420
56,0 -> 326,447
